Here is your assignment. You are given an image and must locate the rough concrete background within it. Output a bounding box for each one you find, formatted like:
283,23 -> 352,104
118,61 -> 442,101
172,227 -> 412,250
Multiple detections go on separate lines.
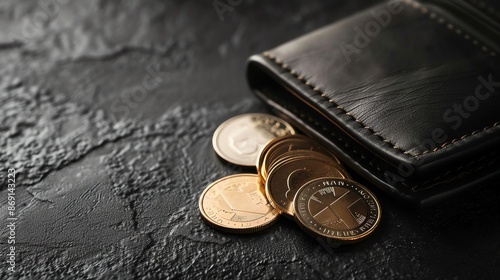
0,0 -> 499,279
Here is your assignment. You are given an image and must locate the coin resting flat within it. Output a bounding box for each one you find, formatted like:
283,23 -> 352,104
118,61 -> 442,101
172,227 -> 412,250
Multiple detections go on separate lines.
199,174 -> 279,234
293,178 -> 381,244
212,113 -> 295,166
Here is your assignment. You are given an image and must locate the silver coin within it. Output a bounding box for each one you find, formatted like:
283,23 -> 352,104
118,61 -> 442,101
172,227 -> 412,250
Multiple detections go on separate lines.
212,113 -> 295,166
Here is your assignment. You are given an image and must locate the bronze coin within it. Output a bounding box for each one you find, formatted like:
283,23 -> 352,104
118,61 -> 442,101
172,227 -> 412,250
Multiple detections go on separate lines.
212,113 -> 295,166
199,174 -> 279,234
266,158 -> 349,217
293,178 -> 381,244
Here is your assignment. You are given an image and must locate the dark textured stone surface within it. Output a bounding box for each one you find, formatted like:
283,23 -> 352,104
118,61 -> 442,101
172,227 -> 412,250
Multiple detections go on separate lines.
0,0 -> 499,279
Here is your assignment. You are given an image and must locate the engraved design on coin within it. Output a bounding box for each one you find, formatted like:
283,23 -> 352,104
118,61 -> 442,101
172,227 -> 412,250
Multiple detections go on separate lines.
199,174 -> 279,234
218,183 -> 270,219
311,187 -> 367,229
266,158 -> 348,217
229,124 -> 274,155
294,178 -> 381,244
285,168 -> 308,200
212,113 -> 295,166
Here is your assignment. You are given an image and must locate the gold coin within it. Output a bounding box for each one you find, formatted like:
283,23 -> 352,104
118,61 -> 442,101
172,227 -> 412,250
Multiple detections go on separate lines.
256,135 -> 290,175
266,157 -> 349,218
293,178 -> 381,244
199,174 -> 279,234
260,136 -> 314,174
212,113 -> 295,166
262,136 -> 343,178
266,136 -> 339,164
267,150 -> 345,179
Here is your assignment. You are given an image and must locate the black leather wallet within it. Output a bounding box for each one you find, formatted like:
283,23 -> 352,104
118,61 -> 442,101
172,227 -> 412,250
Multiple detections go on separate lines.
247,0 -> 500,206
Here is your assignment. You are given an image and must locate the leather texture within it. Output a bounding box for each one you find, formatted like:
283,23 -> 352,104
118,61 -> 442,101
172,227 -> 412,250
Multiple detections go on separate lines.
247,0 -> 500,206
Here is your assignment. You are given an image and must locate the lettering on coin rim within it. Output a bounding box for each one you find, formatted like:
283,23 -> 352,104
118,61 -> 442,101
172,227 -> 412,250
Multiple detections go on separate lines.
294,177 -> 381,242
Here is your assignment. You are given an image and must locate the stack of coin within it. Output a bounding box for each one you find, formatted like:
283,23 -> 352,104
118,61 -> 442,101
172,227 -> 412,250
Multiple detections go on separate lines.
200,113 -> 381,246
257,134 -> 351,217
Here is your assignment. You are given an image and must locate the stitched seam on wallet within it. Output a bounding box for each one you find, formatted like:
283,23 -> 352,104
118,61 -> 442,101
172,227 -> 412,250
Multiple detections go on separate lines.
280,98 -> 498,192
279,99 -> 410,188
463,0 -> 500,20
412,151 -> 498,192
263,1 -> 500,158
264,51 -> 500,158
404,0 -> 498,58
